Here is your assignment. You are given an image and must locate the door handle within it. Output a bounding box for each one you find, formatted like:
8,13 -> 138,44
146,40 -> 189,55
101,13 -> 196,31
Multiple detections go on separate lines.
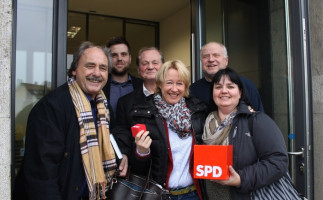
288,147 -> 304,158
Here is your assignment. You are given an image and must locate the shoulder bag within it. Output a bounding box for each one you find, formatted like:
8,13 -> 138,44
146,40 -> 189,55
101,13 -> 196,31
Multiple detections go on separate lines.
248,112 -> 307,200
108,160 -> 170,200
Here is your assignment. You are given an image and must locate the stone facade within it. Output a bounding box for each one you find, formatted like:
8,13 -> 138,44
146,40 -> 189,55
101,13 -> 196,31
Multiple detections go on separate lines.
0,0 -> 12,199
310,0 -> 323,199
270,0 -> 289,141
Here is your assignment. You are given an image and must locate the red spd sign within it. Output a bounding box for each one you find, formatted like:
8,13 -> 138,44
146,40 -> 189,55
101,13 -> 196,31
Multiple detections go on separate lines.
193,145 -> 233,180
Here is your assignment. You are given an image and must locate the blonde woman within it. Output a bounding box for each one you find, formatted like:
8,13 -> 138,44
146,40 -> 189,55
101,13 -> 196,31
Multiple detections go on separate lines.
125,60 -> 208,199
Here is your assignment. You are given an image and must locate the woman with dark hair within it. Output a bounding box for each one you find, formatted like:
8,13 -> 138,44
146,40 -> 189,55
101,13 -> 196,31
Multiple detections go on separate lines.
202,68 -> 288,200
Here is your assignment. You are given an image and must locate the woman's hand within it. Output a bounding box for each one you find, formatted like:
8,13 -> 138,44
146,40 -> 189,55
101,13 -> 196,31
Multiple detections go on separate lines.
135,130 -> 152,154
213,166 -> 241,187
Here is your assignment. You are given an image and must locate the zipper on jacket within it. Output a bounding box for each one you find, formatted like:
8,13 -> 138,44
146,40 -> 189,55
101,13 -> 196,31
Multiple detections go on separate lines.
232,126 -> 238,138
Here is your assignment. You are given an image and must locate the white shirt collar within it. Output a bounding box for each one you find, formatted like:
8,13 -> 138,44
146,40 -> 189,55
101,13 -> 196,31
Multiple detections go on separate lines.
143,84 -> 152,97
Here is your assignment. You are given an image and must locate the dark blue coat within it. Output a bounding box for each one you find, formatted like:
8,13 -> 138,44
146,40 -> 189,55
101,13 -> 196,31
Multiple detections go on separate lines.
209,102 -> 288,200
102,74 -> 143,129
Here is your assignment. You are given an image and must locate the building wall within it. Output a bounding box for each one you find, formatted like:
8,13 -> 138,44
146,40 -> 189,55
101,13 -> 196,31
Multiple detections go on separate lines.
205,0 -> 223,43
310,0 -> 323,199
0,0 -> 12,199
160,4 -> 190,68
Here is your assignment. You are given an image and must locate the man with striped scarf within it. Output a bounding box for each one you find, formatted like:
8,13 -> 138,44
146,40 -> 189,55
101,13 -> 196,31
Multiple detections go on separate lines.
23,41 -> 128,200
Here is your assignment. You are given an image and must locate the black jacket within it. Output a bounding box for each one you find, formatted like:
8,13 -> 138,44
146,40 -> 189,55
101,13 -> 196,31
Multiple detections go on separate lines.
22,83 -> 85,200
114,94 -> 208,198
206,102 -> 288,200
112,86 -> 146,157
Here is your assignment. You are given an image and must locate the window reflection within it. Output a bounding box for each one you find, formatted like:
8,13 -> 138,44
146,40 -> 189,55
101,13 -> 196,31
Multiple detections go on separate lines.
15,0 -> 53,173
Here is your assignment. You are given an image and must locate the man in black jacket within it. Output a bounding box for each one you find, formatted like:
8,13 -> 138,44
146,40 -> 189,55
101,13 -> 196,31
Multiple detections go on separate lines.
113,46 -> 163,157
102,36 -> 142,126
20,41 -> 128,200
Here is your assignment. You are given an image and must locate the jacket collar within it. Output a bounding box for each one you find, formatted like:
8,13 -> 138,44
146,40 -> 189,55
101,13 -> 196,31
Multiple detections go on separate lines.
236,101 -> 254,116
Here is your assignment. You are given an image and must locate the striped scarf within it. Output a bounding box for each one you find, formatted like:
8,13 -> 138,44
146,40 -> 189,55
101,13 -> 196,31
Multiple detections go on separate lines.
68,78 -> 117,200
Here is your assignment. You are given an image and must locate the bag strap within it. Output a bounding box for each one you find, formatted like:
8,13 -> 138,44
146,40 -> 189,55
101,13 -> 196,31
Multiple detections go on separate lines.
247,111 -> 258,136
139,159 -> 153,200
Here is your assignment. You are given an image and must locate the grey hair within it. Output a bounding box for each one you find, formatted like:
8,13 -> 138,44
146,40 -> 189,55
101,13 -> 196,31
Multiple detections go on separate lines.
136,46 -> 164,66
200,42 -> 228,59
67,41 -> 112,77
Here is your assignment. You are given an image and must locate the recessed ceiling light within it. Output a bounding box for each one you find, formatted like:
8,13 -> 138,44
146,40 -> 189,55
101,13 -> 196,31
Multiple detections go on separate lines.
67,26 -> 81,39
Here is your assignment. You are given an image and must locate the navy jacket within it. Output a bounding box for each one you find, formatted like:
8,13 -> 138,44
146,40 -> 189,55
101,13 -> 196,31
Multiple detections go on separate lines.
190,77 -> 264,112
102,74 -> 142,129
103,74 -> 143,100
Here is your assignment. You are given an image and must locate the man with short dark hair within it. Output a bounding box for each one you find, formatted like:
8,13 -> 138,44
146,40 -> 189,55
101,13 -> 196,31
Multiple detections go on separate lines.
190,42 -> 264,111
23,41 -> 128,200
102,36 -> 142,124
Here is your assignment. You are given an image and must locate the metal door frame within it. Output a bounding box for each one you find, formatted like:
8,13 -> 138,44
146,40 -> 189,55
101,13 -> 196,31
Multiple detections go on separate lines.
288,0 -> 313,198
53,0 -> 68,87
190,0 -> 205,83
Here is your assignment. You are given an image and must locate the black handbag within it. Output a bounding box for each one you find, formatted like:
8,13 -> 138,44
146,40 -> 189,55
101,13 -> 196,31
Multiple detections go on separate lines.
108,161 -> 170,200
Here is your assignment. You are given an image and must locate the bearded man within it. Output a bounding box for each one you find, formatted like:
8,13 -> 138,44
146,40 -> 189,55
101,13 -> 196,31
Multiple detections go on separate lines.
102,36 -> 142,124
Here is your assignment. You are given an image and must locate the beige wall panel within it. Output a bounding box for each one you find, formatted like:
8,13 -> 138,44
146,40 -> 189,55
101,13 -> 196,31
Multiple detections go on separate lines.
160,4 -> 190,68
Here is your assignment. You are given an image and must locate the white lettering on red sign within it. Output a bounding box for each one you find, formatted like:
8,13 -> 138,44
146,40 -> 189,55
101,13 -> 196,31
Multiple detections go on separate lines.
195,165 -> 222,177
